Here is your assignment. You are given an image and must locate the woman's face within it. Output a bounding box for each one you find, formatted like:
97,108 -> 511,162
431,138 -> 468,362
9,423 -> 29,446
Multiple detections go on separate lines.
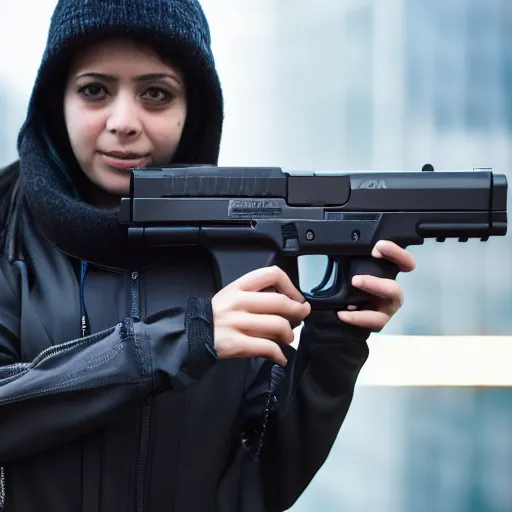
63,37 -> 187,205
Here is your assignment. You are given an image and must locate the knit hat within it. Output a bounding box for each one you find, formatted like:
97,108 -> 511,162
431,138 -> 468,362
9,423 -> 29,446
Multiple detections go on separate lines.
18,0 -> 224,166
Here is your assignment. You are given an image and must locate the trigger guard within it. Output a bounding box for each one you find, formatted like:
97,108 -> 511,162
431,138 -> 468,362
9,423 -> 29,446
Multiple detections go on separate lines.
303,256 -> 400,310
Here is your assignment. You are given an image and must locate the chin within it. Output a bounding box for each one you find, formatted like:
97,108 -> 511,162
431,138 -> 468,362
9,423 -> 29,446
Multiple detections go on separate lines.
95,174 -> 131,196
104,183 -> 130,197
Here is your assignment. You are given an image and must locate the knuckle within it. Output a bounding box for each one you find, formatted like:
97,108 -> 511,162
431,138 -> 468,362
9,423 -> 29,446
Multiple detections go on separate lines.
381,280 -> 400,300
271,265 -> 288,280
282,329 -> 294,344
260,341 -> 274,360
270,346 -> 282,363
290,300 -> 305,317
277,317 -> 293,342
226,310 -> 244,327
280,295 -> 298,314
268,265 -> 281,278
250,266 -> 266,277
275,293 -> 288,308
369,316 -> 385,332
262,347 -> 278,361
280,314 -> 292,329
374,312 -> 391,331
229,292 -> 245,310
373,323 -> 384,333
213,331 -> 234,358
391,283 -> 404,304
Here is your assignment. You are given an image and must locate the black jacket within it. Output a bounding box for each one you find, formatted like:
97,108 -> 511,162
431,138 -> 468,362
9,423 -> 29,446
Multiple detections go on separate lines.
0,164 -> 369,512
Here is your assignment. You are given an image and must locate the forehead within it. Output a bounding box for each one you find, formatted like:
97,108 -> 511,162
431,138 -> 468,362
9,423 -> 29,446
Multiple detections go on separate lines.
69,37 -> 175,74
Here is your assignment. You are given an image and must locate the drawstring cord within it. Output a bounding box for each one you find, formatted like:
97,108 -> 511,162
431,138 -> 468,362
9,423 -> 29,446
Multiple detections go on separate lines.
79,260 -> 89,337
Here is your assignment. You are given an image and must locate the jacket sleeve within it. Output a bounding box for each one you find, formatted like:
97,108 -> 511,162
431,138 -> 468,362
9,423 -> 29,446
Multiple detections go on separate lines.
240,311 -> 370,511
0,257 -> 216,464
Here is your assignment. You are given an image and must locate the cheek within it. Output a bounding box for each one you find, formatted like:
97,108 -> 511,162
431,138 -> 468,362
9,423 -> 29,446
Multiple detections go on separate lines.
64,102 -> 104,157
151,115 -> 187,158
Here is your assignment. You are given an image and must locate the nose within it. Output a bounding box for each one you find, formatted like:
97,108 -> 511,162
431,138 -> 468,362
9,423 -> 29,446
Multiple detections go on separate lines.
105,95 -> 142,137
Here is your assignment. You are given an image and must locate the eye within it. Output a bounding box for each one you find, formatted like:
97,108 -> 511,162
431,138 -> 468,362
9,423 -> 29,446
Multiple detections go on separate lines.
77,83 -> 108,101
141,87 -> 171,103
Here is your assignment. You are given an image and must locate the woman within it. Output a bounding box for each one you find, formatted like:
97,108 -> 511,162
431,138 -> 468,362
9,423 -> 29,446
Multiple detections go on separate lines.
0,0 -> 416,510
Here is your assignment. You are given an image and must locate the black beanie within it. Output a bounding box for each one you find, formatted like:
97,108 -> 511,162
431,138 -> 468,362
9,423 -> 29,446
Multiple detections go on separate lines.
18,0 -> 224,166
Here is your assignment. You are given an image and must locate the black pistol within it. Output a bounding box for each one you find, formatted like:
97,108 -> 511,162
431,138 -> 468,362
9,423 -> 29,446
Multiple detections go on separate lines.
119,165 -> 508,310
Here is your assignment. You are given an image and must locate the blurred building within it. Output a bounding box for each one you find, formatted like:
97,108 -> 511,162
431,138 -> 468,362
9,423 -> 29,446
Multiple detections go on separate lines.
406,0 -> 511,136
291,387 -> 512,512
263,1 -> 512,511
269,0 -> 512,336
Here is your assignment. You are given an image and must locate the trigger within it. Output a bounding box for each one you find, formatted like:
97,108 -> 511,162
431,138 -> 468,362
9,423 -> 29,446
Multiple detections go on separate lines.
310,257 -> 335,294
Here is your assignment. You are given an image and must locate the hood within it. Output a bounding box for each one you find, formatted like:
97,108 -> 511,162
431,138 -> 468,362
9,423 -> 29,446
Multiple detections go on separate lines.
13,0 -> 224,269
18,0 -> 224,166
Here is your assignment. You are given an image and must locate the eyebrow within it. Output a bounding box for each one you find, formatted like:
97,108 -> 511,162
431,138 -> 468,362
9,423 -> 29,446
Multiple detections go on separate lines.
75,72 -> 182,85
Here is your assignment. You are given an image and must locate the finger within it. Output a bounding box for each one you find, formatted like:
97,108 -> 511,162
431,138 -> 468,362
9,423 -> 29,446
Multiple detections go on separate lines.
351,275 -> 404,308
237,334 -> 288,366
230,292 -> 311,326
371,241 -> 416,272
232,266 -> 305,303
344,297 -> 399,319
230,312 -> 296,345
337,309 -> 391,332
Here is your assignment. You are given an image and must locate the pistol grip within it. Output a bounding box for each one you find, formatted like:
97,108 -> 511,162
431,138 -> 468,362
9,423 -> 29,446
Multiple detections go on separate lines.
211,248 -> 300,291
304,256 -> 400,310
344,257 -> 401,307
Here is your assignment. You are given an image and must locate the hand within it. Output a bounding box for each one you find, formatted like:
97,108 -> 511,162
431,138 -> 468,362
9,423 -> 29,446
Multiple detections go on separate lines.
211,266 -> 311,366
337,240 -> 416,331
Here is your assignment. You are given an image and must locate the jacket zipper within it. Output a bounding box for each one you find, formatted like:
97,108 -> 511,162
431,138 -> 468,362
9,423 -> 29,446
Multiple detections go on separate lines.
255,365 -> 285,460
131,271 -> 141,321
132,271 -> 151,512
0,467 -> 5,511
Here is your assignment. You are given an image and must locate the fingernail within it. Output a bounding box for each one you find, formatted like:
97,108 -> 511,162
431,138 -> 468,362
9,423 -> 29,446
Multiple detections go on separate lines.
347,304 -> 358,311
281,359 -> 288,367
352,275 -> 363,287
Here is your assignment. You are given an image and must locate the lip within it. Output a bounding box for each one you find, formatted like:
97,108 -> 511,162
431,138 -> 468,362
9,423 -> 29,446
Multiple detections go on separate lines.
100,151 -> 152,169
